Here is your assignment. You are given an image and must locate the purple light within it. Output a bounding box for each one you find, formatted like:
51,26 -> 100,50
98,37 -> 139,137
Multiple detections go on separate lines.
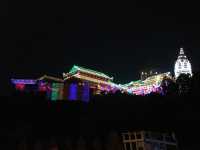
82,82 -> 90,102
11,79 -> 37,85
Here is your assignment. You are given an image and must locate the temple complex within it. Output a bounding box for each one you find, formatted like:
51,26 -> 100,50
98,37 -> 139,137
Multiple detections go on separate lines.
11,47 -> 192,101
123,72 -> 171,95
10,65 -> 171,101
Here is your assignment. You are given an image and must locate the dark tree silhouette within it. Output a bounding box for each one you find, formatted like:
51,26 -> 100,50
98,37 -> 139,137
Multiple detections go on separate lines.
161,77 -> 178,96
176,74 -> 192,95
191,72 -> 200,95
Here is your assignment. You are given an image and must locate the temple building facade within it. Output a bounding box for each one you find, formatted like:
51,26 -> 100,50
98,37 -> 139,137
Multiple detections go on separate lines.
174,48 -> 192,78
11,65 -> 119,101
63,65 -> 115,94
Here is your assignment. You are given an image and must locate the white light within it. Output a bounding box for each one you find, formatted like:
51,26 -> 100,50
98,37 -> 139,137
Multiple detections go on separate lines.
174,48 -> 192,78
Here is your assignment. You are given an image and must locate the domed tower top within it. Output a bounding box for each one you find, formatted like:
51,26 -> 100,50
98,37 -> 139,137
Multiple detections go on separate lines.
178,48 -> 187,59
174,48 -> 192,78
180,47 -> 184,55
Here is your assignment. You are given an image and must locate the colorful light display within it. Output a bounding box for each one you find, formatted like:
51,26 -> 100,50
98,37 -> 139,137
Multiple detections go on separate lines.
11,79 -> 37,85
51,83 -> 61,101
11,65 -> 173,100
38,82 -> 47,92
15,83 -> 25,91
66,65 -> 113,80
120,72 -> 171,95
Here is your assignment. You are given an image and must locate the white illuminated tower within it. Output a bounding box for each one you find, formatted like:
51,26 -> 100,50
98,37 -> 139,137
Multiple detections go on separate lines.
174,48 -> 192,78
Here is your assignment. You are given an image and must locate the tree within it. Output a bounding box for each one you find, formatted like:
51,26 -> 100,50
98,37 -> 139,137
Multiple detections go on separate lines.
176,74 -> 192,95
161,77 -> 178,96
191,72 -> 200,95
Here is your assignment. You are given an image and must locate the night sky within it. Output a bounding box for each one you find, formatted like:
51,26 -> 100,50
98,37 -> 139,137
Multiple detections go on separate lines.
1,1 -> 200,96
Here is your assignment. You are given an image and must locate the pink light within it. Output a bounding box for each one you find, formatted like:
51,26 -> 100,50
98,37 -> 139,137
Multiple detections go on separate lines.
16,84 -> 25,91
39,85 -> 47,92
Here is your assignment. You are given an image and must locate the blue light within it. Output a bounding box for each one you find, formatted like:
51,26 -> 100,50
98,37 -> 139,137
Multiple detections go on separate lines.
11,79 -> 37,85
68,83 -> 78,101
82,81 -> 90,102
46,84 -> 52,99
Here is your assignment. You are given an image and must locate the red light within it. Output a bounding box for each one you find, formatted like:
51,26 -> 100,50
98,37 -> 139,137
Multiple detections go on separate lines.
39,85 -> 47,92
16,84 -> 25,91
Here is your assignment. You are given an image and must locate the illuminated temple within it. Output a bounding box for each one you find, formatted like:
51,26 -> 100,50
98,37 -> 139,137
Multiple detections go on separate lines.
174,48 -> 192,78
123,72 -> 171,95
11,64 -> 172,101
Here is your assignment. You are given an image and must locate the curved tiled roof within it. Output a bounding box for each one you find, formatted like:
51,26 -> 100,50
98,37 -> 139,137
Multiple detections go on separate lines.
68,65 -> 113,80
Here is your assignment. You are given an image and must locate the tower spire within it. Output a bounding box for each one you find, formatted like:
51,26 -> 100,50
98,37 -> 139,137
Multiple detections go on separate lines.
174,47 -> 192,78
180,47 -> 184,55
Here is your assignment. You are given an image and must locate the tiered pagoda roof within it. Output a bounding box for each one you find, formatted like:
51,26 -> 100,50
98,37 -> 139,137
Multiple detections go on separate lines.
63,65 -> 114,81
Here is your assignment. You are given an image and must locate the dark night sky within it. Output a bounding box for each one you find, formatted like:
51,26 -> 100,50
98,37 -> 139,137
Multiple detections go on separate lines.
1,1 -> 200,96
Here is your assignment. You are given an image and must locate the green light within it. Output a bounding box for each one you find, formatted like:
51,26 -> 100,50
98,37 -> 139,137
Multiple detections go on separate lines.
69,65 -> 113,80
51,83 -> 59,101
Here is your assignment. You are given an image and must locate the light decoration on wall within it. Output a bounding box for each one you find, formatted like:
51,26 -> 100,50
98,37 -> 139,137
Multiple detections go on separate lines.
121,72 -> 171,95
11,65 -> 172,100
15,84 -> 25,91
72,73 -> 113,86
67,65 -> 113,80
11,79 -> 37,85
51,83 -> 60,101
82,81 -> 90,102
63,65 -> 113,82
68,83 -> 78,101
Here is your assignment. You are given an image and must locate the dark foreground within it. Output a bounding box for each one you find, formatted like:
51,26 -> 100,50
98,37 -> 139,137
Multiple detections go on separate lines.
0,94 -> 200,150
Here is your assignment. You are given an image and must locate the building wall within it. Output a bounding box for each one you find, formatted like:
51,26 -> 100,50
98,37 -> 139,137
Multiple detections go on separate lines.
122,131 -> 178,150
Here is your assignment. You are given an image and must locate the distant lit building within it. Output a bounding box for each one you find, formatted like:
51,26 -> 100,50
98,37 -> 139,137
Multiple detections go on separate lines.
124,72 -> 171,95
174,48 -> 192,78
140,71 -> 159,81
11,75 -> 65,100
122,130 -> 178,150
